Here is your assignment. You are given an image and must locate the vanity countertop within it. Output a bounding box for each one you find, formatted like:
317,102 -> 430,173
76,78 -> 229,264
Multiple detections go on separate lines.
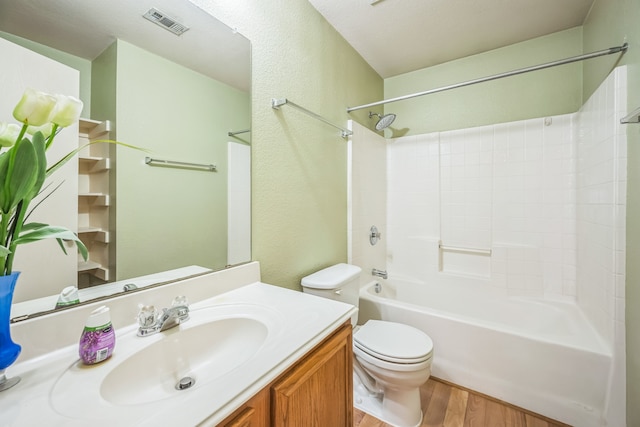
1,282 -> 357,426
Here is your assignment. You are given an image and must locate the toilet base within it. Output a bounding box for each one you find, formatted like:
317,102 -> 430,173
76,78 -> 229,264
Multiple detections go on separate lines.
353,372 -> 423,427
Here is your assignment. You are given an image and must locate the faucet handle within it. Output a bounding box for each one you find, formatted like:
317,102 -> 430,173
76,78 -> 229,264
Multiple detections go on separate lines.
171,295 -> 189,308
137,304 -> 159,328
171,295 -> 190,321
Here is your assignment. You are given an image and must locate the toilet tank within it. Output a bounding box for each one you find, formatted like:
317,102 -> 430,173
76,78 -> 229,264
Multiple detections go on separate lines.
301,264 -> 361,326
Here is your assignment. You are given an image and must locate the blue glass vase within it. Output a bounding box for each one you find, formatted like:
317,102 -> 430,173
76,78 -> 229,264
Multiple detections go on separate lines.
0,272 -> 21,391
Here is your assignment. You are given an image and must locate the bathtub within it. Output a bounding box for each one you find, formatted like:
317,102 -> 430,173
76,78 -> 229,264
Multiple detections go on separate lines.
358,277 -> 612,427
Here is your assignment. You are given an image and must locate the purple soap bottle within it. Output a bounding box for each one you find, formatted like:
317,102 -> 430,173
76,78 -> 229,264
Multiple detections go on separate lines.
79,306 -> 116,365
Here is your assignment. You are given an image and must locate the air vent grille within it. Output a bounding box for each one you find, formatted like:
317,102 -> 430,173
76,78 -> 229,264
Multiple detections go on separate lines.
143,8 -> 189,36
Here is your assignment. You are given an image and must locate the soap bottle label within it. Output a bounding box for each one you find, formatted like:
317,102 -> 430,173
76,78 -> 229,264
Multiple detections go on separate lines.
79,324 -> 116,365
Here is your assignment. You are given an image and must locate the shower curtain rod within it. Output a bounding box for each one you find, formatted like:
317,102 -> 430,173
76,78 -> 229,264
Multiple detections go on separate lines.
272,98 -> 353,139
346,43 -> 628,113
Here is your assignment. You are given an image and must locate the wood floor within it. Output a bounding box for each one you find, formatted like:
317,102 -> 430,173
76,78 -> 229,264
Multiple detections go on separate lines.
354,378 -> 571,427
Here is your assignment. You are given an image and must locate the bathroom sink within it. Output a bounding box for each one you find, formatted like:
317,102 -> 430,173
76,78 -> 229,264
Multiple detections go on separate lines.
49,303 -> 280,419
101,316 -> 268,405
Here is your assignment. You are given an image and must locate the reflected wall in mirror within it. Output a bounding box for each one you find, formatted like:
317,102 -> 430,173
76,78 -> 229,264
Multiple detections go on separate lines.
0,0 -> 251,320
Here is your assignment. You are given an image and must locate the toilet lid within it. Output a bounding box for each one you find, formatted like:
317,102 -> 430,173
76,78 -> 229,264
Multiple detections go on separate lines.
354,320 -> 433,364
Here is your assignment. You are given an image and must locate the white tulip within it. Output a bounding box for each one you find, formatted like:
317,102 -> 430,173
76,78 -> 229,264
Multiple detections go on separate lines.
49,94 -> 83,127
12,88 -> 57,127
0,123 -> 21,147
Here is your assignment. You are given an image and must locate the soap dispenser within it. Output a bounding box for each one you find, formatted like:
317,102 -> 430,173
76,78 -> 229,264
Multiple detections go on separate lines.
55,286 -> 80,309
79,305 -> 116,365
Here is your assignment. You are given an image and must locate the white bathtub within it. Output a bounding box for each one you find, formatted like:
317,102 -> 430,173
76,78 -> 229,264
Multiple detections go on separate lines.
358,277 -> 612,427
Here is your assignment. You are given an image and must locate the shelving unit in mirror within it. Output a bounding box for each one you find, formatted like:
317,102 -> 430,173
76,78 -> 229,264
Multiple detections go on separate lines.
77,119 -> 112,287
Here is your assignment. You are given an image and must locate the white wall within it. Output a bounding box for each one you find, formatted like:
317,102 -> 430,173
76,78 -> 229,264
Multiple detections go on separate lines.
576,67 -> 627,346
0,37 -> 79,302
227,141 -> 251,266
576,66 -> 627,426
347,121 -> 387,282
386,114 -> 579,298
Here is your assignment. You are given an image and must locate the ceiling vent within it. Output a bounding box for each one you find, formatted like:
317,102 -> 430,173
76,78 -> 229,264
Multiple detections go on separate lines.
143,8 -> 189,36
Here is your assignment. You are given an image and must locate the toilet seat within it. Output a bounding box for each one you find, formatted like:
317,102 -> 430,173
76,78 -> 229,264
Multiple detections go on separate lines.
354,320 -> 433,365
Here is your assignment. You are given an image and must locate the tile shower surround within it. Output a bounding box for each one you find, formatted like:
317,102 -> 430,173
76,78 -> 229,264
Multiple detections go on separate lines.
385,67 -> 626,348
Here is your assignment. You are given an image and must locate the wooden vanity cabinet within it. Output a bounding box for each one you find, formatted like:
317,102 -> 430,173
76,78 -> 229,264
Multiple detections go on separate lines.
271,321 -> 353,426
217,321 -> 353,427
219,388 -> 269,427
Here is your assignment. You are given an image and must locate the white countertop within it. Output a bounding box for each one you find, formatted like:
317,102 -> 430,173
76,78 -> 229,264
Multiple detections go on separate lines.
1,282 -> 356,426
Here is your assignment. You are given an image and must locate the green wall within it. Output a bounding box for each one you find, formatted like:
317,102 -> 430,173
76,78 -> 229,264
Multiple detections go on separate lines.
191,0 -> 383,290
89,42 -> 118,277
582,0 -> 640,425
93,40 -> 250,280
383,27 -> 584,135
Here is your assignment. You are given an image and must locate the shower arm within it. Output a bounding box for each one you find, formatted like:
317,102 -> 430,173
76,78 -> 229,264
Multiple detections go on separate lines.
346,43 -> 628,113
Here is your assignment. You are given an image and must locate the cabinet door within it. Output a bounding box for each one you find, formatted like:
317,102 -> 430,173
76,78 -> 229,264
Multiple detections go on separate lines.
272,323 -> 353,427
219,388 -> 269,427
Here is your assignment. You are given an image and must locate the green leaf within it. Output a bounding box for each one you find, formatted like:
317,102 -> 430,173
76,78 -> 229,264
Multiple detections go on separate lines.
47,139 -> 146,178
2,138 -> 38,213
54,237 -> 88,262
28,132 -> 47,200
0,245 -> 10,257
0,150 -> 10,213
55,237 -> 69,255
20,222 -> 48,232
14,224 -> 88,261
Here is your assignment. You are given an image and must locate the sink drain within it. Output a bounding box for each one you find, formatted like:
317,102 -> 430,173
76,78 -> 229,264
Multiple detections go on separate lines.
176,376 -> 195,390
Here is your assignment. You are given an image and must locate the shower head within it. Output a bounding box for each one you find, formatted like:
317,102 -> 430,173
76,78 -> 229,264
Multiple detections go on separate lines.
369,111 -> 396,130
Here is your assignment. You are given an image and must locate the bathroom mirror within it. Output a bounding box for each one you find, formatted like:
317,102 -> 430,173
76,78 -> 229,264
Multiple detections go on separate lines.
0,0 -> 251,320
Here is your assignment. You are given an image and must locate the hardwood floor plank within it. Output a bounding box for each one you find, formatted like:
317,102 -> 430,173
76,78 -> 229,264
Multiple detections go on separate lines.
354,378 -> 569,427
432,378 -> 571,427
463,394 -> 486,427
442,387 -> 469,427
424,380 -> 452,427
354,408 -> 366,426
355,412 -> 388,427
420,378 -> 437,410
485,398 -> 508,427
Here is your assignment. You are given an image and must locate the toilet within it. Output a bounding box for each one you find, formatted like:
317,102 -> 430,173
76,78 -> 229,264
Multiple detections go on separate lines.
301,264 -> 433,427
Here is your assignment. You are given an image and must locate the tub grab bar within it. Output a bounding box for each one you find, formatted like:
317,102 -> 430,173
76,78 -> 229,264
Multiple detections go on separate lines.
439,243 -> 492,256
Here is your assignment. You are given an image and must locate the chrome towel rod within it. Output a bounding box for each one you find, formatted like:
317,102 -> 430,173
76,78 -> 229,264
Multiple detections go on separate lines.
145,157 -> 217,172
228,129 -> 251,137
272,98 -> 353,139
347,43 -> 628,112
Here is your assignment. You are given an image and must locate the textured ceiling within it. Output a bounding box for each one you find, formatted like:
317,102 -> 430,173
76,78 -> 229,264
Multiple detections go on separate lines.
307,0 -> 595,78
0,0 -> 250,91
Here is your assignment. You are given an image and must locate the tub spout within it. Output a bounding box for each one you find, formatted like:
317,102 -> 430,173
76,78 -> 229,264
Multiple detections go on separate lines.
372,268 -> 388,279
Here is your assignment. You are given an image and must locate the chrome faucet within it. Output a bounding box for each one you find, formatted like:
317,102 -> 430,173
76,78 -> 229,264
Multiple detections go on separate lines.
372,268 -> 388,279
137,296 -> 190,337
